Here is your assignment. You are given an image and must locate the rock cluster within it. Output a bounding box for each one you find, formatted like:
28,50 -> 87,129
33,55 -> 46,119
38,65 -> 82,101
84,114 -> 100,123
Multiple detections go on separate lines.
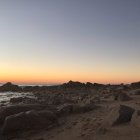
0,101 -> 97,135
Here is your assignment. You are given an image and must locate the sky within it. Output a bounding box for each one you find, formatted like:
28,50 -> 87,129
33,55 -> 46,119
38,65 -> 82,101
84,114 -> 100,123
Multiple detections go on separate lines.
0,0 -> 140,84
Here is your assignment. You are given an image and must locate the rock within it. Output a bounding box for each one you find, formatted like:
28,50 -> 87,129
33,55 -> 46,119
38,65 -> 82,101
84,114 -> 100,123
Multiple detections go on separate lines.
10,97 -> 23,103
38,110 -> 58,125
86,82 -> 94,88
131,110 -> 140,128
57,103 -> 97,116
0,82 -> 22,92
2,112 -> 28,134
0,104 -> 49,125
131,81 -> 140,89
2,110 -> 57,134
62,81 -> 85,89
134,90 -> 140,95
72,103 -> 97,113
113,92 -> 131,101
118,93 -> 132,101
57,104 -> 73,116
106,105 -> 135,126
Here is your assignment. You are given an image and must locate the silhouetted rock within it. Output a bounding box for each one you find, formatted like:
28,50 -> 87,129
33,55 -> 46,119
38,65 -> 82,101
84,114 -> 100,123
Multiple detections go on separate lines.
131,81 -> 140,89
62,81 -> 85,88
107,105 -> 135,126
86,82 -> 94,88
0,82 -> 21,92
93,83 -> 105,89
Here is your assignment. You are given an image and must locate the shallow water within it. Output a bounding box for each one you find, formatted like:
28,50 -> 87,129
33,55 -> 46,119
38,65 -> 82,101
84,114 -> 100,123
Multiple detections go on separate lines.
0,92 -> 35,102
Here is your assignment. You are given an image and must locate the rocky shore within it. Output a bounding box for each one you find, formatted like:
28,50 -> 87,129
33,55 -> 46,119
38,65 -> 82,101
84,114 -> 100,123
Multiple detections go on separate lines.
0,81 -> 140,140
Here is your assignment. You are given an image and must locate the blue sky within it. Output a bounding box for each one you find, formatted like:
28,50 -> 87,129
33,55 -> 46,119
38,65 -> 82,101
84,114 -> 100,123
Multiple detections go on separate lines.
0,0 -> 140,84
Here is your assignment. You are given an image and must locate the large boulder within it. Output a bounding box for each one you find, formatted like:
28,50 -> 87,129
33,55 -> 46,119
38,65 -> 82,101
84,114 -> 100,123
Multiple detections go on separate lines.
106,105 -> 135,126
131,110 -> 140,128
2,110 -> 57,134
2,112 -> 27,134
0,104 -> 50,125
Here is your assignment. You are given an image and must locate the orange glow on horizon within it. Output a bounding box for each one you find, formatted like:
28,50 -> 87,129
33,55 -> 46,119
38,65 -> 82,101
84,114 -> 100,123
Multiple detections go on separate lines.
0,73 -> 139,85
0,65 -> 139,85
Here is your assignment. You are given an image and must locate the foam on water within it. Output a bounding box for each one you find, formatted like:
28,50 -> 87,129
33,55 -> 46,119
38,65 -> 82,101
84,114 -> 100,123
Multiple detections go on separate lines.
0,92 -> 35,102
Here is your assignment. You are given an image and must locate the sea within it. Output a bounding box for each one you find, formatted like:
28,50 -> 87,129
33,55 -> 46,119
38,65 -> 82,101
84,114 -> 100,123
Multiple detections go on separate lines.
0,92 -> 35,102
0,83 -> 58,103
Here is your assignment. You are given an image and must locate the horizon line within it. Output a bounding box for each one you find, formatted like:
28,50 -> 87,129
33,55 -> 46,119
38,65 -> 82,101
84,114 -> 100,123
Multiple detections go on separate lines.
0,80 -> 139,86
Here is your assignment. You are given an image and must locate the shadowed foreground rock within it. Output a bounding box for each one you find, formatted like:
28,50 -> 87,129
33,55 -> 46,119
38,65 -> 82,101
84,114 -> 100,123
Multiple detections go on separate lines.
2,110 -> 57,134
106,105 -> 135,126
0,104 -> 54,125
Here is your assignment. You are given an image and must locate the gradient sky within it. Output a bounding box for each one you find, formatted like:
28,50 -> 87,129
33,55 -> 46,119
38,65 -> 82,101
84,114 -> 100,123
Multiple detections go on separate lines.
0,0 -> 140,84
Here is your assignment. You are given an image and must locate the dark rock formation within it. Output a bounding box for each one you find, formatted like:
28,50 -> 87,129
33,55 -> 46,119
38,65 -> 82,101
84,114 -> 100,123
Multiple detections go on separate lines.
2,110 -> 57,134
62,81 -> 86,89
131,81 -> 140,89
0,82 -> 22,92
106,105 -> 135,126
0,104 -> 53,125
86,82 -> 94,88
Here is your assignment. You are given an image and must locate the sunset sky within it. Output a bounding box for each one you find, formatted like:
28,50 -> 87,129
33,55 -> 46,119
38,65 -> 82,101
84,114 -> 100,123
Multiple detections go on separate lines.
0,0 -> 140,84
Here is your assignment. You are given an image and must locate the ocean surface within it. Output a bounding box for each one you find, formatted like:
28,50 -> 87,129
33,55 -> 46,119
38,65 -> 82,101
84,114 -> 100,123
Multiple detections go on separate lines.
0,92 -> 35,102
